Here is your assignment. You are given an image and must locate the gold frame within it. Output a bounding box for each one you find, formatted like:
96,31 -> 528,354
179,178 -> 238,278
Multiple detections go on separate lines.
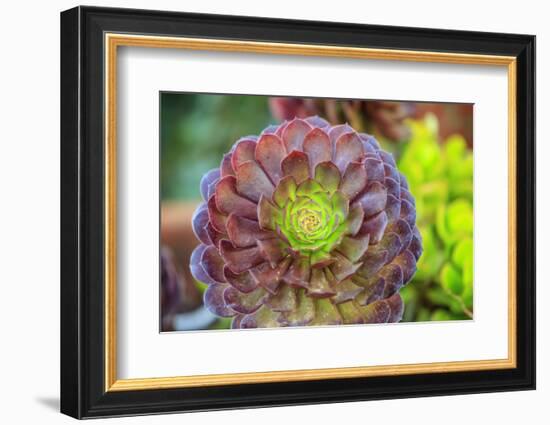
104,33 -> 517,392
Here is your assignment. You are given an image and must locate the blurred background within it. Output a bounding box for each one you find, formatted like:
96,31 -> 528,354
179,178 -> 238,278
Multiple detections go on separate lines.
160,93 -> 473,331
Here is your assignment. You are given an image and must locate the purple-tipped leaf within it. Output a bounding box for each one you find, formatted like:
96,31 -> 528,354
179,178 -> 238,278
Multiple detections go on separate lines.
340,161 -> 368,199
380,263 -> 404,297
284,256 -> 311,288
307,268 -> 336,298
265,284 -> 297,312
235,160 -> 274,202
345,203 -> 365,236
272,175 -> 297,208
359,299 -> 391,323
224,267 -> 258,293
364,158 -> 385,184
201,245 -> 227,284
329,252 -> 362,283
314,161 -> 341,194
220,153 -> 235,177
334,132 -> 364,173
190,244 -> 217,285
231,139 -> 257,170
281,151 -> 310,184
226,213 -> 271,248
360,211 -> 388,244
207,195 -> 228,233
303,128 -> 332,172
204,284 -> 235,317
386,293 -> 404,322
394,250 -> 417,284
332,279 -> 363,304
219,240 -> 264,274
357,181 -> 388,217
328,124 -> 354,144
223,286 -> 266,314
257,195 -> 280,231
200,169 -> 220,201
255,134 -> 286,183
337,233 -> 370,263
282,118 -> 312,152
215,176 -> 257,220
191,203 -> 212,245
257,238 -> 289,267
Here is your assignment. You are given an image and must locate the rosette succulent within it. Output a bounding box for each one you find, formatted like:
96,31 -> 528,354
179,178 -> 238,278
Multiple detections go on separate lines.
190,116 -> 422,328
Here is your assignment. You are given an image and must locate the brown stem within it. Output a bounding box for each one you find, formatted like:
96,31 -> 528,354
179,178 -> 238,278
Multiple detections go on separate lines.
447,291 -> 474,319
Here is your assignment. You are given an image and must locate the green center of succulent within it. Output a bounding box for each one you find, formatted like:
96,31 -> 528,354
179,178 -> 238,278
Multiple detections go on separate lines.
266,174 -> 353,265
297,209 -> 322,234
275,188 -> 348,258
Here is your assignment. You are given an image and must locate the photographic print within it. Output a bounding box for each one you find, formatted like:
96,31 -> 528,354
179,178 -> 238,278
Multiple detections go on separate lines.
160,93 -> 474,332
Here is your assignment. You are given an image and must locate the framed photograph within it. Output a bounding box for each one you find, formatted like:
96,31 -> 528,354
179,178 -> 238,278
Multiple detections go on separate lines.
60,6 -> 535,419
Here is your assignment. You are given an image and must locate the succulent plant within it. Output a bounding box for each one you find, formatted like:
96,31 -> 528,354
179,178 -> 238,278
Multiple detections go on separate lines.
190,116 -> 422,328
398,115 -> 473,321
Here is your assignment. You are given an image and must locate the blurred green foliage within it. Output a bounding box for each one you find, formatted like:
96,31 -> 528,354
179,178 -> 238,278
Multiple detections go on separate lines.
161,93 -> 273,201
399,114 -> 474,321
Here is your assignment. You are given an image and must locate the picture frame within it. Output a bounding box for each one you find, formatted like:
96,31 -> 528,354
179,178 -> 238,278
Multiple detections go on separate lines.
60,5 -> 535,419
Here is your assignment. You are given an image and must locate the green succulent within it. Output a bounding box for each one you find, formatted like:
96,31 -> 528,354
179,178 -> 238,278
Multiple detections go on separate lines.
398,114 -> 473,321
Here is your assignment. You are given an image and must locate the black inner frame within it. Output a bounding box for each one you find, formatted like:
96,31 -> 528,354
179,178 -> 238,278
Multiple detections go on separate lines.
60,6 -> 535,419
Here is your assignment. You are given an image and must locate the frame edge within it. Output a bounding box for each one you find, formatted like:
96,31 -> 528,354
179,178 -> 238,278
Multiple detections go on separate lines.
60,5 -> 83,420
515,34 -> 536,391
